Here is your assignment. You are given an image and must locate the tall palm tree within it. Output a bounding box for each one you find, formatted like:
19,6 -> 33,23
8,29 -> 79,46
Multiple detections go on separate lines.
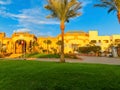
45,0 -> 82,62
94,0 -> 120,23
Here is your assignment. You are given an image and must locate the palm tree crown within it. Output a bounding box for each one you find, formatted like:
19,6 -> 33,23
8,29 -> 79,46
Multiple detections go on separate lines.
45,0 -> 82,23
94,0 -> 120,23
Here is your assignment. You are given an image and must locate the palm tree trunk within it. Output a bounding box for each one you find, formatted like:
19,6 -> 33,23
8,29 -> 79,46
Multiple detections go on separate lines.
117,11 -> 120,23
60,21 -> 65,63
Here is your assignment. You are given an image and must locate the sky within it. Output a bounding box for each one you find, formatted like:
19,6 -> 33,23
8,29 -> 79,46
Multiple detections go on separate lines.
0,0 -> 120,37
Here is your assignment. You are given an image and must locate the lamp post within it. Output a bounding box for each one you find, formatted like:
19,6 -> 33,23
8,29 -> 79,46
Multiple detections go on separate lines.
21,40 -> 26,60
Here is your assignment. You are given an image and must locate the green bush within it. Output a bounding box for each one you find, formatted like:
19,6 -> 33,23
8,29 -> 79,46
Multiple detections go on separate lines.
26,53 -> 60,58
79,46 -> 101,54
26,53 -> 79,59
65,54 -> 78,59
0,54 -> 4,58
25,52 -> 39,57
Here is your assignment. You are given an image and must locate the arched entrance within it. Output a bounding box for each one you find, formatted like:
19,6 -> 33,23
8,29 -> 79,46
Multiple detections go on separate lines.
15,40 -> 26,54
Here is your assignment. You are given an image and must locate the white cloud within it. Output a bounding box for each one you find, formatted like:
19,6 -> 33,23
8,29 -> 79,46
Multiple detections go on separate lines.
13,28 -> 31,33
37,32 -> 52,36
77,0 -> 92,14
0,0 -> 11,5
81,0 -> 92,7
0,0 -> 92,37
0,7 -> 59,25
19,8 -> 59,25
0,0 -> 92,26
0,6 -> 59,36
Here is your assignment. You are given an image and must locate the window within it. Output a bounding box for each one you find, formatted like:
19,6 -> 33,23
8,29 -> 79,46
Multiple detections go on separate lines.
103,40 -> 109,43
115,39 -> 120,42
98,40 -> 101,43
90,40 -> 96,43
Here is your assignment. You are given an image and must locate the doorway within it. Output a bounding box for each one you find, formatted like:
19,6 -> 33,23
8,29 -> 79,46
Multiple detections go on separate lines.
15,40 -> 26,54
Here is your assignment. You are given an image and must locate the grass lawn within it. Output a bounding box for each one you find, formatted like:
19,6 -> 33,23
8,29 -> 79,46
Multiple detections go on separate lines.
0,60 -> 120,90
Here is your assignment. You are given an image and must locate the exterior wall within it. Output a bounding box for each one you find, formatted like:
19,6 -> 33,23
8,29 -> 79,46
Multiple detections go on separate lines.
89,31 -> 112,51
37,37 -> 58,53
61,31 -> 89,53
0,30 -> 120,54
89,30 -> 98,41
112,35 -> 120,45
98,36 -> 111,51
37,31 -> 89,54
2,38 -> 12,53
0,32 -> 37,54
12,32 -> 37,54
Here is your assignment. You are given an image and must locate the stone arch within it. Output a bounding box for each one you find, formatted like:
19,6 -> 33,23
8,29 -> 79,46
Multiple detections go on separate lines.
15,40 -> 26,54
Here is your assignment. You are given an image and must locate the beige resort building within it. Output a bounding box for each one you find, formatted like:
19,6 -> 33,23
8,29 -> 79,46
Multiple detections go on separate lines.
0,30 -> 120,56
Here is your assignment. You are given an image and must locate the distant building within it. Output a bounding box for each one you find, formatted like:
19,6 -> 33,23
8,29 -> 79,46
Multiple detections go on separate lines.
0,30 -> 120,55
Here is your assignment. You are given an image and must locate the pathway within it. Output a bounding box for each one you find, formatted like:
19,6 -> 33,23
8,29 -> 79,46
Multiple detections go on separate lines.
27,56 -> 120,65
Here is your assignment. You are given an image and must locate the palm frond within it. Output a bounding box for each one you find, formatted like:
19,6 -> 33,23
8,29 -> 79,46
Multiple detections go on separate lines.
94,0 -> 118,12
114,0 -> 120,10
45,0 -> 82,23
64,1 -> 82,22
108,7 -> 116,13
94,0 -> 120,23
44,5 -> 52,10
94,4 -> 108,7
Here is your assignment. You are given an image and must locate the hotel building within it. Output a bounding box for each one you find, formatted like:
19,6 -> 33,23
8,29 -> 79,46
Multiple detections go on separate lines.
0,30 -> 120,56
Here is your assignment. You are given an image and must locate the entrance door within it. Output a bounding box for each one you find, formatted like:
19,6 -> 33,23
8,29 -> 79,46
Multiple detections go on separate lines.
15,40 -> 26,54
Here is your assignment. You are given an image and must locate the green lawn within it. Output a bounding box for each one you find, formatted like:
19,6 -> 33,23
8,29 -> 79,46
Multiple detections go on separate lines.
0,60 -> 120,90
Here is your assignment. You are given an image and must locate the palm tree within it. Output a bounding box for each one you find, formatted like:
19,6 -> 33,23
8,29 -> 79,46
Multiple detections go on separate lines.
56,40 -> 62,53
0,41 -> 2,53
45,0 -> 82,62
33,41 -> 39,52
94,0 -> 120,23
47,40 -> 52,53
43,40 -> 52,54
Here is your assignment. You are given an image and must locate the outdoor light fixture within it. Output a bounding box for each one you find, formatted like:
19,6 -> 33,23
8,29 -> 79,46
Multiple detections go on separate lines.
21,40 -> 24,45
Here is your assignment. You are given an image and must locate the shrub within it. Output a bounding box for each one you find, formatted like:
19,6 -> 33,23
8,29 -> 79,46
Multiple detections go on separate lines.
65,54 -> 78,59
79,46 -> 101,54
0,54 -> 4,58
25,53 -> 79,59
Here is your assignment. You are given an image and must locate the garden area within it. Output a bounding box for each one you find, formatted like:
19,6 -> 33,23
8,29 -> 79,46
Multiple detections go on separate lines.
25,53 -> 79,59
0,60 -> 120,90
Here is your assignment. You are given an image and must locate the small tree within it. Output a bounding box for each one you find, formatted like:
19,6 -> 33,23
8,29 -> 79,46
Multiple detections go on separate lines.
79,46 -> 101,54
33,41 -> 39,52
0,42 -> 2,53
56,40 -> 62,53
116,44 -> 120,56
43,40 -> 52,54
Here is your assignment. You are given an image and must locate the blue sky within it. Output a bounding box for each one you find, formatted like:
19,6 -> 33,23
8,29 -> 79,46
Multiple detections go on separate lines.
0,0 -> 120,37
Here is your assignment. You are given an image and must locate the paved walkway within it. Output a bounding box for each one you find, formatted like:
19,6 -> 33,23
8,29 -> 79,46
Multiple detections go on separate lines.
76,56 -> 120,65
1,56 -> 120,65
27,56 -> 120,65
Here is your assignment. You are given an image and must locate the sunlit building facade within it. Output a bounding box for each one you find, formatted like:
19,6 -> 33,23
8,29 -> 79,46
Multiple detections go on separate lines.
0,32 -> 37,55
0,30 -> 120,56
